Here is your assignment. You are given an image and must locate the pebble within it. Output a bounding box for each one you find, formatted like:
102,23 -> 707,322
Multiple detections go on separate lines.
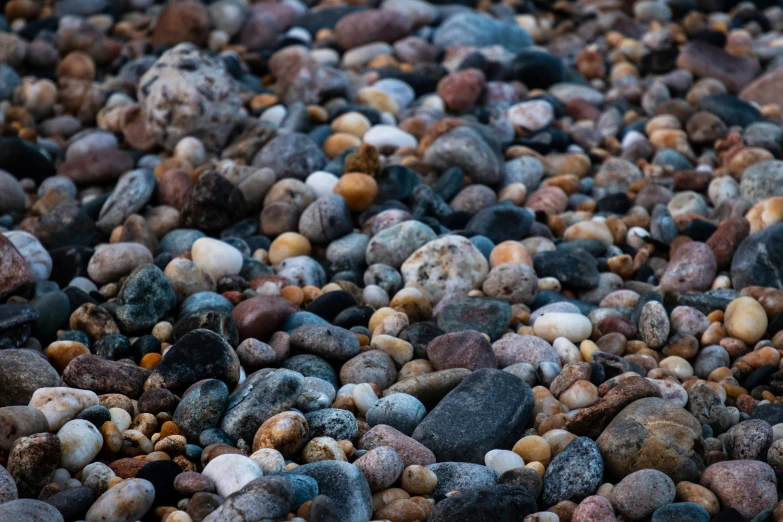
85,478 -> 155,522
201,454 -> 264,498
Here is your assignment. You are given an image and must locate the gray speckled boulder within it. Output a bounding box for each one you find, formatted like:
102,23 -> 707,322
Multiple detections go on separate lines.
289,461 -> 373,522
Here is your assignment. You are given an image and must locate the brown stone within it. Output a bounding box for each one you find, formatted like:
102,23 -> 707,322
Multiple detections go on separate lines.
660,241 -> 717,292
335,10 -> 413,50
58,149 -> 135,184
151,0 -> 210,49
437,69 -> 486,113
700,461 -> 777,520
62,354 -> 150,399
705,216 -> 750,270
673,169 -> 711,192
109,458 -> 149,478
740,66 -> 783,107
358,425 -> 435,468
676,41 -> 760,93
383,368 -> 471,410
0,235 -> 34,300
566,374 -> 661,438
426,330 -> 497,371
231,296 -> 298,342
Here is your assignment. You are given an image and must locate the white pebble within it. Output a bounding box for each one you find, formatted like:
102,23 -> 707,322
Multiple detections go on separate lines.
68,277 -> 98,294
260,105 -> 287,127
559,381 -> 599,410
57,419 -> 103,473
85,478 -> 155,522
353,383 -> 378,416
362,285 -> 390,309
191,237 -> 243,281
484,449 -> 525,475
533,313 -> 593,343
552,338 -> 581,365
173,137 -> 206,167
109,408 -> 132,432
306,171 -> 340,199
250,448 -> 286,474
29,387 -> 99,432
3,231 -> 52,281
363,125 -> 417,150
202,454 -> 263,498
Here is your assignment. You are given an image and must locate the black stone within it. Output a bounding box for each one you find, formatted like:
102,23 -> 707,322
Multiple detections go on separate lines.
173,379 -> 230,443
130,335 -> 162,364
174,309 -> 238,348
76,405 -> 111,428
0,304 -> 38,349
137,387 -> 179,415
281,354 -> 338,387
306,291 -> 356,323
136,460 -> 182,506
30,291 -> 70,345
93,333 -> 130,360
533,251 -> 601,289
743,365 -> 777,391
0,138 -> 55,183
57,329 -> 90,347
305,408 -> 358,441
731,224 -> 783,290
681,219 -> 718,241
399,322 -> 445,359
752,402 -> 783,425
698,94 -> 764,128
199,428 -> 234,447
289,461 -> 373,522
105,265 -> 176,335
597,193 -> 630,214
429,484 -> 537,522
374,165 -> 420,203
465,204 -> 533,243
35,204 -> 100,249
332,305 -> 373,330
412,369 -> 534,463
434,167 -> 465,201
181,171 -> 245,234
509,50 -> 565,89
44,486 -> 96,522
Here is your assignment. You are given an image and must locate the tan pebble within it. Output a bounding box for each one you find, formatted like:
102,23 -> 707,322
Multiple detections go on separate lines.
331,112 -> 372,138
375,498 -> 426,522
323,133 -> 362,159
389,287 -> 432,322
372,488 -> 410,511
401,465 -> 437,495
724,297 -> 768,345
252,411 -> 309,457
45,341 -> 90,373
268,232 -> 311,265
370,334 -> 414,367
526,461 -> 545,477
333,173 -> 378,212
676,481 -> 720,516
513,436 -> 552,467
490,241 -> 533,267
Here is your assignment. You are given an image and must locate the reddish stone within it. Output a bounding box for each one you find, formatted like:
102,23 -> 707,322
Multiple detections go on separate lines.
358,425 -> 435,468
525,186 -> 568,215
231,296 -> 298,341
673,169 -> 711,192
706,216 -> 750,270
158,168 -> 194,211
335,10 -> 413,50
0,235 -> 34,300
110,458 -> 148,478
151,0 -> 210,48
426,330 -> 497,371
660,241 -> 717,292
436,69 -> 486,113
58,149 -> 134,184
676,41 -> 760,93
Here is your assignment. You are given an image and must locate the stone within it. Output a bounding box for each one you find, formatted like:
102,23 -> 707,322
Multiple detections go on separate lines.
359,424 -> 435,468
335,9 -> 413,50
173,379 -> 230,443
2,232 -> 51,282
651,502 -> 711,522
145,329 -> 240,395
688,383 -> 731,434
731,224 -> 783,290
429,484 -> 535,521
86,243 -> 153,285
597,397 -> 705,483
639,301 -> 670,349
0,304 -> 38,350
290,461 -> 373,522
365,221 -> 436,269
57,419 -> 102,473
401,235 -> 489,302
0,406 -> 49,452
96,169 -> 156,233
298,195 -> 353,244
676,41 -> 760,93
412,368 -> 534,464
202,454 -> 264,498
0,236 -> 34,300
660,242 -> 717,292
741,161 -> 783,204
181,172 -> 245,233
542,437 -> 604,507
109,264 -> 176,334
202,475 -> 293,522
151,0 -> 210,48
366,393 -> 426,436
85,479 -> 155,522
724,419 -> 772,461
63,355 -> 149,399
433,12 -> 532,52
611,469 -> 675,520
533,313 -> 593,343
7,432 -> 60,498
28,387 -> 99,431
740,67 -> 783,107
232,296 -> 297,342
0,350 -> 59,407
290,324 -> 360,360
437,296 -> 512,341
354,446 -> 404,492
533,251 -> 600,289
0,500 -> 64,522
44,486 -> 95,521
424,126 -> 503,185
426,330 -> 497,371
700,461 -> 777,520
253,133 -> 326,181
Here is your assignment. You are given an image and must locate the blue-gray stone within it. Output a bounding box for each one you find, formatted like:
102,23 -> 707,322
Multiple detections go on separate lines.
426,462 -> 498,501
433,13 -> 533,52
289,461 -> 372,522
366,393 -> 426,436
160,229 -> 206,255
652,502 -> 710,522
542,436 -> 604,506
179,292 -> 234,319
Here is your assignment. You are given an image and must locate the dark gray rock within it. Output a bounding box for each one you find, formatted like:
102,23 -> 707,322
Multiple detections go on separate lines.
542,436 -> 604,507
298,195 -> 353,244
724,419 -> 772,460
533,251 -> 600,289
202,475 -> 292,522
0,350 -> 59,407
63,354 -> 150,399
428,484 -> 537,522
290,324 -> 360,360
106,265 -> 176,335
220,369 -> 304,443
465,205 -> 533,244
0,304 -> 38,350
252,133 -> 326,181
44,486 -> 95,522
96,169 -> 156,233
426,462 -> 498,501
173,379 -> 230,443
436,296 -> 512,342
289,461 -> 373,522
731,224 -> 783,290
0,499 -> 64,522
305,409 -> 358,441
688,383 -> 731,434
412,368 -> 534,463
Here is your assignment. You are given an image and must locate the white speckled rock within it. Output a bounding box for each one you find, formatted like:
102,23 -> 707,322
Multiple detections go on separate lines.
85,478 -> 155,522
401,235 -> 489,302
306,171 -> 340,199
202,454 -> 263,498
57,419 -> 103,473
485,449 -> 525,475
3,231 -> 52,281
86,243 -> 153,284
137,43 -> 243,151
363,124 -> 417,150
28,387 -> 99,432
533,313 -> 593,343
191,237 -> 243,281
109,408 -> 131,432
506,100 -> 554,131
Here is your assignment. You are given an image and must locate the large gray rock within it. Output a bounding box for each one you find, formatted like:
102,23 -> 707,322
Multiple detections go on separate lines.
731,223 -> 783,290
289,461 -> 373,522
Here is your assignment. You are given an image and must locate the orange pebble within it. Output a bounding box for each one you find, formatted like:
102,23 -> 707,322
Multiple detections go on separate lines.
140,353 -> 162,370
333,173 -> 378,212
489,241 -> 533,267
280,285 -> 304,306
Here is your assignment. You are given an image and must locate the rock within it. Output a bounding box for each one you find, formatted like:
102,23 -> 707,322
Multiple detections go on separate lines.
7,432 -> 60,498
359,424 -> 435,468
465,205 -> 533,244
85,479 -> 155,522
426,462 -> 499,500
0,138 -> 55,184
424,126 -> 503,185
0,304 -> 38,350
57,419 -> 102,473
429,483 -> 535,521
220,369 -> 305,443
365,221 -> 436,269
676,41 -> 760,93
572,496 -> 617,522
566,375 -> 663,437
412,368 -> 534,464
109,264 -> 176,334
0,406 -> 49,452
180,172 -> 245,233
384,368 -> 470,410
28,387 -> 99,431
145,329 -> 239,395
290,324 -> 360,360
611,469 -> 676,520
492,334 -> 559,369
724,297 -> 767,345
597,397 -> 705,483
437,69 -> 486,113
366,393 -> 425,436
305,408 -> 357,441
96,169 -> 156,233
741,161 -> 783,204
731,224 -> 783,290
533,251 -> 600,289
58,149 -> 134,185
86,243 -> 153,285
688,383 -> 731,434
335,9 -> 413,50
740,67 -> 783,107
202,454 -> 264,498
339,350 -> 397,390
724,419 -> 772,461
401,235 -> 489,302
0,235 -> 34,300
0,350 -> 59,407
290,461 -> 373,522
639,301 -> 670,349
700,461 -> 777,520
151,0 -> 210,48
651,502 -> 711,522
232,296 -> 297,342
437,296 -> 512,341
426,330 -> 497,371
433,12 -> 532,52
63,355 -> 149,399
253,133 -> 326,181
173,379 -> 230,443
138,44 -> 242,151
0,500 -> 64,522
3,232 -> 51,282
44,486 -> 95,521
660,242 -> 717,292
482,264 -> 537,305
298,195 -> 353,244
533,313 -> 593,343
202,475 -> 293,522
354,446 -> 404,492
506,100 -> 554,132
542,437 -> 604,507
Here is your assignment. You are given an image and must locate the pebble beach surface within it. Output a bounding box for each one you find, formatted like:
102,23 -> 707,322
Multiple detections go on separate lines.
4,0 -> 783,521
